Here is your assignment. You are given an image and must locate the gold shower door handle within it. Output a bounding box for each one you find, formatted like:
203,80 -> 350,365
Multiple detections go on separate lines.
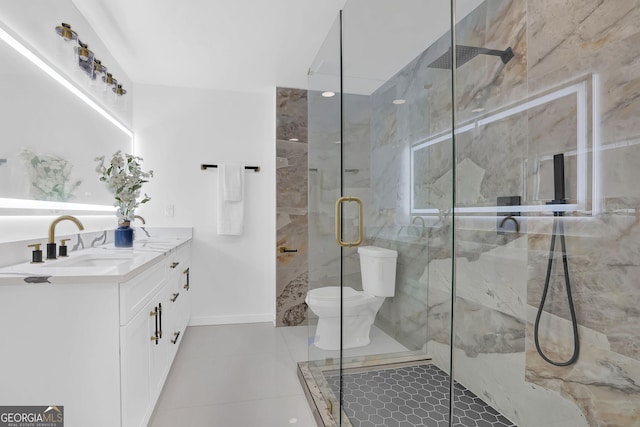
335,196 -> 363,247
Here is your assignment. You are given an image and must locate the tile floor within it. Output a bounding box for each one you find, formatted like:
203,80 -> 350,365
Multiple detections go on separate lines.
148,323 -> 315,427
148,323 -> 408,427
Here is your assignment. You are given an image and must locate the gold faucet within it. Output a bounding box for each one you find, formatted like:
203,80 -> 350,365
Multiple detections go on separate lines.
48,215 -> 84,243
133,215 -> 146,224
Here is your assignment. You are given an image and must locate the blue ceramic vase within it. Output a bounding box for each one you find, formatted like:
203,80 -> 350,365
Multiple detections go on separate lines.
115,223 -> 134,247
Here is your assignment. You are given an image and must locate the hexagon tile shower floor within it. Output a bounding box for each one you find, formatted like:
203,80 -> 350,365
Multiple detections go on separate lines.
325,364 -> 517,427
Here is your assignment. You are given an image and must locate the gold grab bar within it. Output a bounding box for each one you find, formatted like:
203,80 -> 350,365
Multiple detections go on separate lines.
335,196 -> 363,247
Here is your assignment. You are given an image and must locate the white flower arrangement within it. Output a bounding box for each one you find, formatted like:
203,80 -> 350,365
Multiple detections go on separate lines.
95,150 -> 153,223
21,148 -> 82,202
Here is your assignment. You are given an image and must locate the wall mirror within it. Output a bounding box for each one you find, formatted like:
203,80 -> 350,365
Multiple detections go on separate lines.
0,20 -> 132,214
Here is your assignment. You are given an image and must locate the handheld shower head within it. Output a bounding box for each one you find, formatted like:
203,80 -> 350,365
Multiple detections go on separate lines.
553,153 -> 566,202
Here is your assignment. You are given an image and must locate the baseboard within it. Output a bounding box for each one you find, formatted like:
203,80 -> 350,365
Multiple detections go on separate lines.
189,313 -> 275,326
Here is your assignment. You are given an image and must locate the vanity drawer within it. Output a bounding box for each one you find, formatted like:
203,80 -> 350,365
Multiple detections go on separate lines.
120,260 -> 166,325
167,243 -> 190,275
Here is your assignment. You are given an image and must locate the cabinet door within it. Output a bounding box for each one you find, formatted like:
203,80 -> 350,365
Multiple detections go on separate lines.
180,265 -> 191,325
120,299 -> 153,427
149,287 -> 169,401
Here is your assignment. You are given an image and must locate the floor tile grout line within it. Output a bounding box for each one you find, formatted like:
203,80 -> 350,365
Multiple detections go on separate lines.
155,391 -> 309,412
276,326 -> 311,367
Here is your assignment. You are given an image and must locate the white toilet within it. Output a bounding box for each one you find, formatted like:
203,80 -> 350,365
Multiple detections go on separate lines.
306,246 -> 398,350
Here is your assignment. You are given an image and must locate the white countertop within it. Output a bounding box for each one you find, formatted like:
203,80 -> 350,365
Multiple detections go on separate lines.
0,237 -> 191,285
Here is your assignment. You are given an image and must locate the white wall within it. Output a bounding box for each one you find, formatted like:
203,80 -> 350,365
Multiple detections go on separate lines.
133,84 -> 276,325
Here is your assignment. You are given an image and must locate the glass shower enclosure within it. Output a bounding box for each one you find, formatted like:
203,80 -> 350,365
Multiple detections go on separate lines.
303,1 -> 640,426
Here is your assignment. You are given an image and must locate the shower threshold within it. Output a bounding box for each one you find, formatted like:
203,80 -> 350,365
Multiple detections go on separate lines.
298,357 -> 517,427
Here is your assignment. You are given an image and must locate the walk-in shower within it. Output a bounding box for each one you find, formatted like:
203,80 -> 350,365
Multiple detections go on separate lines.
301,0 -> 640,426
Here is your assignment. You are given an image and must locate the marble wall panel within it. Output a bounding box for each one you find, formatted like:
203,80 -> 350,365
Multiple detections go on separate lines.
528,216 -> 634,358
276,87 -> 308,142
275,138 -> 309,326
522,1 -> 640,425
363,0 -> 640,425
528,0 -> 640,207
369,237 -> 430,351
276,88 -> 309,327
455,0 -> 528,121
525,319 -> 640,427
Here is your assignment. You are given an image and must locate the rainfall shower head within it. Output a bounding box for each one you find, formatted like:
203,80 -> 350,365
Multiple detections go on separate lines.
427,45 -> 514,69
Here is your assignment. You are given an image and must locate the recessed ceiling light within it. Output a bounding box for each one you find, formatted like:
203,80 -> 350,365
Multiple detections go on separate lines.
334,141 -> 341,144
322,91 -> 336,97
472,107 -> 485,113
392,99 -> 406,105
289,138 -> 299,142
289,418 -> 298,424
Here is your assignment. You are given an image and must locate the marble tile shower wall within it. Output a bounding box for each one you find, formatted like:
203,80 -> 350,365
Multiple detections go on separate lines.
367,0 -> 640,426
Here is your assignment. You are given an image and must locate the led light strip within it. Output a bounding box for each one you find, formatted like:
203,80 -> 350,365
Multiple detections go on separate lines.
0,25 -> 132,137
0,197 -> 116,212
411,204 -> 580,215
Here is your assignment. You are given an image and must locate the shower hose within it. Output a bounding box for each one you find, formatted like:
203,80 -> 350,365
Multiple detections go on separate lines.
533,211 -> 580,366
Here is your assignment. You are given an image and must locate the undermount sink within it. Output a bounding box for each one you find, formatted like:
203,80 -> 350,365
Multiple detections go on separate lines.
46,253 -> 142,268
0,251 -> 152,279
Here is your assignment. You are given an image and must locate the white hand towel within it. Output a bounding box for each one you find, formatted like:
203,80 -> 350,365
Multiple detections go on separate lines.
222,164 -> 244,202
217,164 -> 245,235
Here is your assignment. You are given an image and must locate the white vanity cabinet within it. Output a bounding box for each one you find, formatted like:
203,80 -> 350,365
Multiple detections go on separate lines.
0,240 -> 192,427
120,261 -> 170,427
121,242 -> 192,427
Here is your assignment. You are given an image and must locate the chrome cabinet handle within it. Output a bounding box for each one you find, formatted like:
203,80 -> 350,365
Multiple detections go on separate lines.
335,196 -> 363,247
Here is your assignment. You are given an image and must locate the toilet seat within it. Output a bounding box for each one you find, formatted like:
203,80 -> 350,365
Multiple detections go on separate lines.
309,286 -> 360,301
307,286 -> 375,308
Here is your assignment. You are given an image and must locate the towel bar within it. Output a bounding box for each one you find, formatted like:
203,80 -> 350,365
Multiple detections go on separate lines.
201,164 -> 260,172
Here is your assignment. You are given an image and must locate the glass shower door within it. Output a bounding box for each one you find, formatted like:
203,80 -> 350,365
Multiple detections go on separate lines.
307,1 -> 456,425
307,12 -> 344,424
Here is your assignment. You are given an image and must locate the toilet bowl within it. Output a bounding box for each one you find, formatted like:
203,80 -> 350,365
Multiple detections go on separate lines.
306,246 -> 398,350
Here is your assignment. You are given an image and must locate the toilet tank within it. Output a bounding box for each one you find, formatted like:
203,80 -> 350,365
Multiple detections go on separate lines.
358,246 -> 398,297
